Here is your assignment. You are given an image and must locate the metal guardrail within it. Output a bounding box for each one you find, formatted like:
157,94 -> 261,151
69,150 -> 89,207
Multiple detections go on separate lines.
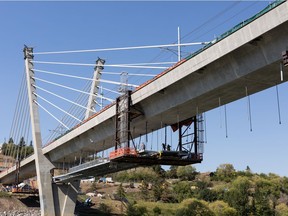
185,0 -> 286,61
68,158 -> 109,173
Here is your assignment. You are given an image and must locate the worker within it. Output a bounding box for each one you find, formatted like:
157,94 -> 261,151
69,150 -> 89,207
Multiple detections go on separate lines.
167,144 -> 171,151
162,143 -> 166,151
140,142 -> 146,151
84,197 -> 92,206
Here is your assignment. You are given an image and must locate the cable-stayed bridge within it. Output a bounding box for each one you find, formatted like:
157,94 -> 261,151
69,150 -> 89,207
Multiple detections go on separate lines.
1,1 -> 288,215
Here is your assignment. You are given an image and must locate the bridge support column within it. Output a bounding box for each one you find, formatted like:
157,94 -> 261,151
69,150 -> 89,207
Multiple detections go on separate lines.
53,180 -> 80,216
24,46 -> 79,216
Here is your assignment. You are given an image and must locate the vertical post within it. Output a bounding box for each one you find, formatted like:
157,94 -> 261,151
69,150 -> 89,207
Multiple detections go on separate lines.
178,125 -> 182,151
24,46 -> 56,216
85,58 -> 105,119
115,97 -> 120,150
280,63 -> 283,82
164,124 -> 167,145
194,116 -> 198,156
127,91 -> 131,148
224,105 -> 228,138
245,86 -> 252,132
178,27 -> 181,62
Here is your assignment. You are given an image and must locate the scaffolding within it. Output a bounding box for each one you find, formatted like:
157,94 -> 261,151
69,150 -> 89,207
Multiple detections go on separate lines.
110,91 -> 203,166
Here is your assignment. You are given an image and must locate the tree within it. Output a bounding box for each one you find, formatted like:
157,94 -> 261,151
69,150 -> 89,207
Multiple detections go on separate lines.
18,137 -> 26,147
153,206 -> 161,216
173,181 -> 193,202
224,176 -> 251,216
139,180 -> 149,201
209,200 -> 237,216
8,137 -> 14,144
215,164 -> 236,182
246,166 -> 251,173
126,202 -> 148,216
160,181 -> 176,203
152,179 -> 164,201
175,198 -> 215,216
253,177 -> 275,216
152,165 -> 165,177
117,183 -> 126,200
117,183 -> 126,214
113,167 -> 158,182
197,189 -> 218,202
167,165 -> 178,178
177,165 -> 197,181
98,203 -> 111,214
192,181 -> 217,202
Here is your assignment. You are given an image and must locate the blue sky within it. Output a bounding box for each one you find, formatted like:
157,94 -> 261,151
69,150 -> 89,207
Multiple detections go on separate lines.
1,1 -> 288,176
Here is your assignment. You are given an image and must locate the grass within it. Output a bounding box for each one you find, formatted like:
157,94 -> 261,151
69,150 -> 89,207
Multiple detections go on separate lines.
78,194 -> 89,203
126,190 -> 179,215
0,191 -> 11,198
135,201 -> 179,215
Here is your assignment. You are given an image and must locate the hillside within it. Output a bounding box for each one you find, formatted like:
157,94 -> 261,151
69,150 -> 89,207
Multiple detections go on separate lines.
1,164 -> 288,215
78,164 -> 288,216
0,193 -> 40,215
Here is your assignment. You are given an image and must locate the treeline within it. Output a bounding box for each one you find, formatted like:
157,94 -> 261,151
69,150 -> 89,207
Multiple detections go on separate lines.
1,137 -> 34,160
111,164 -> 288,216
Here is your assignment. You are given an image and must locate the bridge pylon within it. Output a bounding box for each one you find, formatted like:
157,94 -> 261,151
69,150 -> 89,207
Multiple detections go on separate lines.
85,58 -> 105,119
24,46 -> 79,216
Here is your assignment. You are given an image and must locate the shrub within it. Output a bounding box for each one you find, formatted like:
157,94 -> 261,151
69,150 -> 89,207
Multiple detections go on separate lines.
98,203 -> 111,214
153,206 -> 161,216
176,198 -> 215,216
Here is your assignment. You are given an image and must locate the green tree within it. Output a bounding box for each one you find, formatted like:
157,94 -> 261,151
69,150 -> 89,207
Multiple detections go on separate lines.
98,203 -> 111,214
173,181 -> 193,202
153,206 -> 161,216
194,181 -> 217,202
117,183 -> 126,199
196,188 -> 218,202
167,165 -> 178,178
8,137 -> 14,144
176,198 -> 215,216
117,183 -> 126,214
24,145 -> 34,157
113,167 -> 159,182
253,177 -> 275,216
209,200 -> 237,216
246,166 -> 251,173
152,165 -> 165,177
152,179 -> 164,201
214,164 -> 236,182
281,177 -> 288,194
139,180 -> 149,201
126,202 -> 148,216
224,176 -> 251,216
18,137 -> 25,147
177,165 -> 197,181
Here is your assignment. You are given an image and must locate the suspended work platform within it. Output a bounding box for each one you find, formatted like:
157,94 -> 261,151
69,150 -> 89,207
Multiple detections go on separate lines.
109,147 -> 203,165
111,90 -> 205,166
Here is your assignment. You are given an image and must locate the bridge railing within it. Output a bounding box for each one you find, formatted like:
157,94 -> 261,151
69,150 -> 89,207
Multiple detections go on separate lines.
186,0 -> 285,61
69,157 -> 109,173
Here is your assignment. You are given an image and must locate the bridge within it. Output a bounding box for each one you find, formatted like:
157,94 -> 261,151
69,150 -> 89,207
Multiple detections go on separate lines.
1,1 -> 288,215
